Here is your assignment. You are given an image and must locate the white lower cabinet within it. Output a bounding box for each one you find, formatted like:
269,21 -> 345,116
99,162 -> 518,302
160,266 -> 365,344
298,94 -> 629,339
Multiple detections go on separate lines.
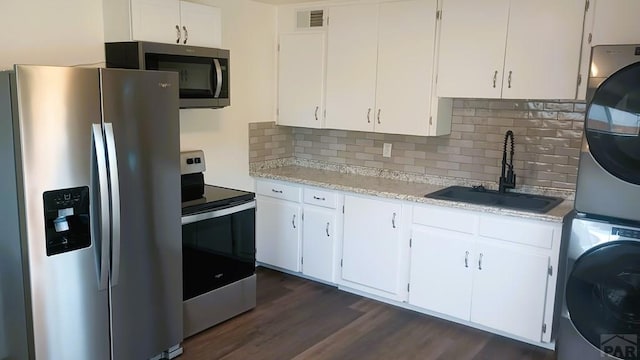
256,181 -> 302,272
409,205 -> 560,344
340,195 -> 408,301
470,239 -> 550,341
255,178 -> 561,345
301,187 -> 342,283
409,227 -> 474,320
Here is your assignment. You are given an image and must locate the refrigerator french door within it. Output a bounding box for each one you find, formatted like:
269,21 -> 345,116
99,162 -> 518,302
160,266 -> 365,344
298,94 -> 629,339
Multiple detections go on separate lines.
0,65 -> 183,359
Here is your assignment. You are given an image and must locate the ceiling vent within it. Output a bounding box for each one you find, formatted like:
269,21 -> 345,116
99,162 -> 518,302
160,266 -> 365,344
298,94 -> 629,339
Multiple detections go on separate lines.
296,9 -> 324,29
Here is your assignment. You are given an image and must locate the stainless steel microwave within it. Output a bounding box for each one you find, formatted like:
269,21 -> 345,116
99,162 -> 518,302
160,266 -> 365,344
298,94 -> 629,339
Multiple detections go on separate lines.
105,41 -> 230,109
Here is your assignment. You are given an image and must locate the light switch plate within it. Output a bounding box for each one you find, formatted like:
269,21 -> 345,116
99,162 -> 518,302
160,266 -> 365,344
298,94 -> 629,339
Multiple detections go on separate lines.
383,143 -> 392,158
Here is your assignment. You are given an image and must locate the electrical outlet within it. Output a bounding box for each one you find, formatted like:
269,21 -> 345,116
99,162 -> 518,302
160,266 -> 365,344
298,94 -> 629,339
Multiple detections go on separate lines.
383,143 -> 392,158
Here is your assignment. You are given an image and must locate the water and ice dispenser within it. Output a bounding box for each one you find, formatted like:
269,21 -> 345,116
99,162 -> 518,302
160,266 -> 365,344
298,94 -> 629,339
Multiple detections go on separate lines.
43,186 -> 91,256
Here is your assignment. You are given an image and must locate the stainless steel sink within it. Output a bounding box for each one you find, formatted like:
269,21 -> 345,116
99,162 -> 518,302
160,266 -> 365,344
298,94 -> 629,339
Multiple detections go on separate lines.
425,186 -> 563,213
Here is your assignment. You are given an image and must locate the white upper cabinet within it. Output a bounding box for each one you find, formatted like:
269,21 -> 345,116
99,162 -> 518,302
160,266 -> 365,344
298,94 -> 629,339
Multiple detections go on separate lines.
437,0 -> 509,99
179,1 -> 222,48
590,0 -> 640,45
324,0 -> 451,136
325,3 -> 379,133
130,0 -> 181,45
437,0 -> 586,100
502,0 -> 585,99
277,32 -> 326,128
104,0 -> 222,48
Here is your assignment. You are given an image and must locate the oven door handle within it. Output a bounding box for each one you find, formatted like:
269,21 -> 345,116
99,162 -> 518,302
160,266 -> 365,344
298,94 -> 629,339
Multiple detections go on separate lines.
181,200 -> 256,225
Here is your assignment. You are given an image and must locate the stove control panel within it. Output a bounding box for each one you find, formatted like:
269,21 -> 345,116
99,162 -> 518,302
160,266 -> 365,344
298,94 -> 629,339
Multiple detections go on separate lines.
180,150 -> 206,175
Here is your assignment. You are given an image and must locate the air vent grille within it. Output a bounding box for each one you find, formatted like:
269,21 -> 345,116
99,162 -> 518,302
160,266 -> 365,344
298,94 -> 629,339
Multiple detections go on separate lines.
309,10 -> 323,27
296,9 -> 324,29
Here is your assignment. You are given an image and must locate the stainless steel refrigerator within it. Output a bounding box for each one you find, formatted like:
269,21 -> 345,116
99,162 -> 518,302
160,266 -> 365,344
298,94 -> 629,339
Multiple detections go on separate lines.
0,65 -> 183,359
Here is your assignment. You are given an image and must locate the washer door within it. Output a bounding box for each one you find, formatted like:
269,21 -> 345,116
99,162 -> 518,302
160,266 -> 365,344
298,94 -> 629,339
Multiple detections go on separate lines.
586,62 -> 640,185
566,241 -> 640,358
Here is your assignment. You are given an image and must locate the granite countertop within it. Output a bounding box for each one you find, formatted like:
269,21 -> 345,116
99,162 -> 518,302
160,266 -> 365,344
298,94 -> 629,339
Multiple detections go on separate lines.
250,164 -> 574,223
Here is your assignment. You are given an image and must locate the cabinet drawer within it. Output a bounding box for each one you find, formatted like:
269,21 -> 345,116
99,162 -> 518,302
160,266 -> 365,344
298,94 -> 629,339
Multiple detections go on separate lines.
413,205 -> 477,234
303,188 -> 337,209
478,216 -> 555,249
256,180 -> 301,202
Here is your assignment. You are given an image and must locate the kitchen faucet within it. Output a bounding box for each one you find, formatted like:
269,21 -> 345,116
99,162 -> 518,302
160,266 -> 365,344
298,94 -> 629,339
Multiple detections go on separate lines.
499,130 -> 516,193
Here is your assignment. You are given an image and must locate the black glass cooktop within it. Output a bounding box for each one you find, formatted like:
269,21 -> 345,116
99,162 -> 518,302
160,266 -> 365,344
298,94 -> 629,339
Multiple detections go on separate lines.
181,185 -> 255,216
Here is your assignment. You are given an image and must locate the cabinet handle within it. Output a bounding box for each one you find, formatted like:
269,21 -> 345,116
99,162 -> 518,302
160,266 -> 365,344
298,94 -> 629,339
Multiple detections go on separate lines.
478,253 -> 483,270
182,26 -> 188,44
367,108 -> 371,123
508,70 -> 512,88
377,109 -> 381,124
176,25 -> 181,44
314,106 -> 319,121
464,251 -> 469,268
492,70 -> 498,88
292,214 -> 297,229
326,222 -> 330,237
313,195 -> 325,201
271,189 -> 283,194
392,212 -> 396,229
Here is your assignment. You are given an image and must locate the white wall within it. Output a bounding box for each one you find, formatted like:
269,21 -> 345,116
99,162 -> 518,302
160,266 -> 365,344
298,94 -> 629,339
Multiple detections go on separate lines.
0,0 -> 105,70
180,0 -> 277,192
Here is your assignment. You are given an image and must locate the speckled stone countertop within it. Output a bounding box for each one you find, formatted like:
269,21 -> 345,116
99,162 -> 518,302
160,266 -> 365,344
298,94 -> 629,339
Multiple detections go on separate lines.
250,160 -> 574,223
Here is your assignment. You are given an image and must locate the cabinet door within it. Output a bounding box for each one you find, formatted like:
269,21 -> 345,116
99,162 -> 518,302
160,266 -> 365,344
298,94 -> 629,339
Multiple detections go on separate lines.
375,0 -> 437,136
278,33 -> 325,129
179,1 -> 222,48
436,0 -> 509,98
256,196 -> 302,272
409,227 -> 474,320
591,0 -> 640,45
502,0 -> 585,99
342,196 -> 402,295
470,239 -> 550,342
302,206 -> 336,282
131,0 -> 181,44
325,4 -> 378,132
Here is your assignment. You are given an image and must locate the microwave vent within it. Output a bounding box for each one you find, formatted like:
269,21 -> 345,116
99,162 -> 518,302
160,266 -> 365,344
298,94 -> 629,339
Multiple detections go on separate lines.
296,9 -> 324,29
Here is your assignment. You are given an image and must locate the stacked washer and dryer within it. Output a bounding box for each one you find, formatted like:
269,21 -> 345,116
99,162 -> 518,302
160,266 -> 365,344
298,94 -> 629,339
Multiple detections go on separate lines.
557,45 -> 640,360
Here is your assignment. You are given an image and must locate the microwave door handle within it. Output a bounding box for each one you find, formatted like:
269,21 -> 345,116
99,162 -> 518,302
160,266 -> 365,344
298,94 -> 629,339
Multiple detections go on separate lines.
104,123 -> 121,287
92,124 -> 110,291
213,58 -> 223,98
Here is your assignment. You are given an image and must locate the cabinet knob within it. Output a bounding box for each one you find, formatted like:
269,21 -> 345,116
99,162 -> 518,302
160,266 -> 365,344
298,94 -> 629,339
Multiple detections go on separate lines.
326,222 -> 330,237
292,214 -> 297,229
464,251 -> 469,268
366,108 -> 371,123
377,109 -> 381,124
314,106 -> 319,121
392,212 -> 396,229
271,189 -> 283,194
313,195 -> 325,201
492,70 -> 498,88
508,70 -> 512,88
478,253 -> 483,270
176,25 -> 181,44
183,26 -> 188,44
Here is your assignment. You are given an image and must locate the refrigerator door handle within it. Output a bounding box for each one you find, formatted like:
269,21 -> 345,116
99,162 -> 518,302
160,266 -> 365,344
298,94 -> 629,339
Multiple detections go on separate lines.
104,123 -> 121,287
92,124 -> 110,291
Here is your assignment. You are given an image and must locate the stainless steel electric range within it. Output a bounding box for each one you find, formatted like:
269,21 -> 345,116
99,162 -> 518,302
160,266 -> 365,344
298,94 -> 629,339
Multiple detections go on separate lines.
180,151 -> 256,337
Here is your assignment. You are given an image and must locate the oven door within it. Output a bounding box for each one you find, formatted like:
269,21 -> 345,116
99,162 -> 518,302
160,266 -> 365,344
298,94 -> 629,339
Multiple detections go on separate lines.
181,200 -> 255,301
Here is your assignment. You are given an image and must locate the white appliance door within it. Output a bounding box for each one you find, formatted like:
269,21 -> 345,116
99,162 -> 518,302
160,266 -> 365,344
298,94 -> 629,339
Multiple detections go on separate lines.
99,68 -> 183,359
13,65 -> 111,359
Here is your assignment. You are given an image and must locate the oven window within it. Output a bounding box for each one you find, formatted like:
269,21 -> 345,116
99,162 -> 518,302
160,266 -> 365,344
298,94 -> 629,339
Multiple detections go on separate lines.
182,207 -> 255,300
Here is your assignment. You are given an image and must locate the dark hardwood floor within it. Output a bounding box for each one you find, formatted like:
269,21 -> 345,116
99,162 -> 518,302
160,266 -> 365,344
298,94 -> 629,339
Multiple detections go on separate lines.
181,267 -> 556,360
